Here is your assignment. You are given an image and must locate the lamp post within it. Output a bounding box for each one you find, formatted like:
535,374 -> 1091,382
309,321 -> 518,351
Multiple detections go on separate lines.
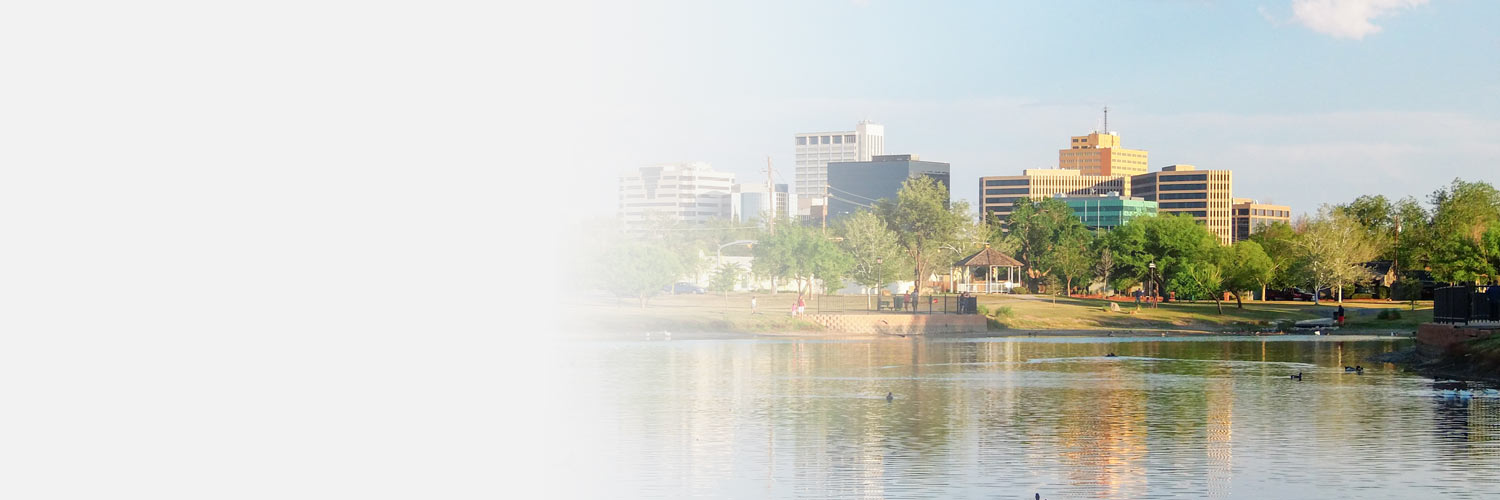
1149,262 -> 1158,309
875,257 -> 884,311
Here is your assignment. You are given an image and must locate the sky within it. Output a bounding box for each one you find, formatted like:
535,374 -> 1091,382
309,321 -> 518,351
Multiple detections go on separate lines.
545,0 -> 1500,219
0,2 -> 1494,498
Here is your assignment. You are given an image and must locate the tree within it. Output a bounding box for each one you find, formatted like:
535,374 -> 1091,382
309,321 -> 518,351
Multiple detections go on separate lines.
598,239 -> 688,307
1247,221 -> 1297,299
1168,262 -> 1225,313
837,210 -> 908,308
1426,179 -> 1500,284
1294,207 -> 1379,303
709,263 -> 743,300
876,176 -> 962,294
1093,243 -> 1115,296
1050,224 -> 1096,296
1220,240 -> 1274,309
1103,213 -> 1217,297
1002,198 -> 1084,291
751,222 -> 852,300
1337,194 -> 1396,259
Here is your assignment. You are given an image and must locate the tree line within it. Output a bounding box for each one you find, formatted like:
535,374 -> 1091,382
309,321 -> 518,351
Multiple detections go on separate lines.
592,177 -> 1500,310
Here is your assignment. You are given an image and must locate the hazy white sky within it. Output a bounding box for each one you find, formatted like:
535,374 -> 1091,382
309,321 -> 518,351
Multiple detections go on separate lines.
540,0 -> 1498,219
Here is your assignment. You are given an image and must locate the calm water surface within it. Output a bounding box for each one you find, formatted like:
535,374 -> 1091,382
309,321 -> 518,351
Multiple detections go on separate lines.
555,335 -> 1500,499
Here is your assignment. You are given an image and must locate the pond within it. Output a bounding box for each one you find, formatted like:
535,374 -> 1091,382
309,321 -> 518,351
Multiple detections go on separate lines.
554,335 -> 1500,499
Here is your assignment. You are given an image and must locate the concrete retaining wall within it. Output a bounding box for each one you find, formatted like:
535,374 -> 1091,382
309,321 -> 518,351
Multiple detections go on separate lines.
803,313 -> 987,335
1417,323 -> 1498,356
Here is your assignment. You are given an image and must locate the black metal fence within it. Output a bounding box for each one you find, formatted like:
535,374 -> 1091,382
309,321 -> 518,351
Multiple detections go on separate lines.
810,293 -> 979,314
1434,286 -> 1499,324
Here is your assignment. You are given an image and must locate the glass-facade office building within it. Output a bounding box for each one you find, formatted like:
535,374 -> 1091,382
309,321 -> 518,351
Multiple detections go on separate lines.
826,155 -> 949,220
1058,194 -> 1158,231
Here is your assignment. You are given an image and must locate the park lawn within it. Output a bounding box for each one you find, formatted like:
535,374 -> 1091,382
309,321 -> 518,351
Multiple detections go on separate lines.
575,291 -> 836,334
574,291 -> 1435,334
975,295 -> 1433,333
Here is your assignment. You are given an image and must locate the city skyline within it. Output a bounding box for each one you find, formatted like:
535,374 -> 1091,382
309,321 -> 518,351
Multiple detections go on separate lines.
567,0 -> 1497,222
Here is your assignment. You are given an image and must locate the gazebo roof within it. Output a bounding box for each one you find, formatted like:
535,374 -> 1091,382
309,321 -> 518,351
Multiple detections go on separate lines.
954,245 -> 1022,268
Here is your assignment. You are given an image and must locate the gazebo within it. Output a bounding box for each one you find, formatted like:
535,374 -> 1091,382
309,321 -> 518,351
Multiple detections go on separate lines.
951,244 -> 1023,294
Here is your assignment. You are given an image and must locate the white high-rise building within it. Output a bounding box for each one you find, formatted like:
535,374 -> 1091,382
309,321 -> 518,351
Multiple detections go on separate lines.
618,162 -> 735,227
794,120 -> 884,216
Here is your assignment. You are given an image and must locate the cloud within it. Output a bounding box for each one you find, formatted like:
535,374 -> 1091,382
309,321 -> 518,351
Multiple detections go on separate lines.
1285,0 -> 1430,39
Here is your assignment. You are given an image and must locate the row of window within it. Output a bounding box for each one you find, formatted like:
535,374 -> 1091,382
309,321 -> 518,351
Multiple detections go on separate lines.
1159,174 -> 1208,182
1158,183 -> 1208,191
1161,201 -> 1208,209
796,134 -> 858,146
1235,209 -> 1290,217
984,179 -> 1029,186
985,188 -> 1030,195
1158,192 -> 1207,200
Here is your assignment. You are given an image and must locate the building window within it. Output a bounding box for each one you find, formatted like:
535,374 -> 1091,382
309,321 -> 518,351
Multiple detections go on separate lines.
845,135 -> 856,143
821,136 -> 830,144
833,135 -> 842,144
797,137 -> 806,146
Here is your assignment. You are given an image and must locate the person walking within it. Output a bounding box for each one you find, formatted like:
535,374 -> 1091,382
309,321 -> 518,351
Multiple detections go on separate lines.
796,296 -> 806,316
750,295 -> 758,315
1336,304 -> 1346,326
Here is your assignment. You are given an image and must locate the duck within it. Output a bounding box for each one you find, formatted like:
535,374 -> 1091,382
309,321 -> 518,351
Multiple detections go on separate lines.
1289,372 -> 1303,381
1355,365 -> 1364,374
886,392 -> 894,403
1344,366 -> 1355,372
1106,353 -> 1118,358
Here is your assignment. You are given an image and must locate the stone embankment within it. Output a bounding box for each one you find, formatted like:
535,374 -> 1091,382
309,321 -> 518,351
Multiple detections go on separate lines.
1416,323 -> 1498,356
802,313 -> 986,335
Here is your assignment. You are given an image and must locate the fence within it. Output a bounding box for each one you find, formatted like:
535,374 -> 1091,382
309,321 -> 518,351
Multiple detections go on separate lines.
808,293 -> 979,315
1433,286 -> 1499,324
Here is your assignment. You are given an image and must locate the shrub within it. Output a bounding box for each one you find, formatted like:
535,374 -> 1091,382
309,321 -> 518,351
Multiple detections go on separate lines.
1351,293 -> 1373,300
976,304 -> 991,316
1377,309 -> 1403,320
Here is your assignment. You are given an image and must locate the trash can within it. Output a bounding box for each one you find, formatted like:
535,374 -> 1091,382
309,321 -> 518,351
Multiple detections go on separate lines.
894,295 -> 906,311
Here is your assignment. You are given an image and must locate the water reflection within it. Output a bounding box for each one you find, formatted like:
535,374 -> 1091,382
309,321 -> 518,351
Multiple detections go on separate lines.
557,336 -> 1500,499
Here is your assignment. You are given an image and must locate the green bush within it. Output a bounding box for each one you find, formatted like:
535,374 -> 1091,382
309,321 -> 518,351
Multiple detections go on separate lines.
991,305 -> 1014,318
1377,309 -> 1403,320
976,304 -> 991,316
1351,293 -> 1373,300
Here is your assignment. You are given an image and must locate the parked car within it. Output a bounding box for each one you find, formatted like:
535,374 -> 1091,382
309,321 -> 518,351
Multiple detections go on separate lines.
1266,288 -> 1314,301
663,282 -> 706,294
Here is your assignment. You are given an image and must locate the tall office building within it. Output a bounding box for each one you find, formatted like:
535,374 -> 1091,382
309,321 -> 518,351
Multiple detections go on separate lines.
826,154 -> 949,220
1059,131 -> 1149,176
978,169 -> 1130,221
1131,165 -> 1234,245
794,120 -> 884,217
732,182 -> 789,224
1232,198 -> 1292,242
618,162 -> 735,227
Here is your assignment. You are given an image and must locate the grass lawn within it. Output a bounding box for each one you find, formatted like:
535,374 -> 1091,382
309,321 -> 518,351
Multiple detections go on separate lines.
976,294 -> 1431,333
573,291 -> 1433,334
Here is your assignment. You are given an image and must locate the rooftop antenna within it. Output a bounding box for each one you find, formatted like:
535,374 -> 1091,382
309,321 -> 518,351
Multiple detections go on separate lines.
1103,106 -> 1109,134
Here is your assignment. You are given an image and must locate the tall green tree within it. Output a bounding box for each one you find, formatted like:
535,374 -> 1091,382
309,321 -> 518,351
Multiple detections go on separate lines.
1337,194 -> 1397,259
1104,214 -> 1217,296
752,222 -> 852,299
1050,224 -> 1096,296
876,176 -> 962,294
1002,197 -> 1084,291
1247,221 -> 1298,299
837,209 -> 908,306
1219,240 -> 1274,309
598,239 -> 689,307
1426,179 -> 1500,284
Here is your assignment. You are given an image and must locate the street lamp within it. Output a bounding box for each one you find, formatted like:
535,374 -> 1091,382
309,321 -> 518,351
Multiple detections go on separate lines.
1148,262 -> 1158,309
875,257 -> 884,311
716,239 -> 757,267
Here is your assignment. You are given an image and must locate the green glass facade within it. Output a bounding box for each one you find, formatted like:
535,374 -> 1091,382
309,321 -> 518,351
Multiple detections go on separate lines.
1060,195 -> 1157,231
